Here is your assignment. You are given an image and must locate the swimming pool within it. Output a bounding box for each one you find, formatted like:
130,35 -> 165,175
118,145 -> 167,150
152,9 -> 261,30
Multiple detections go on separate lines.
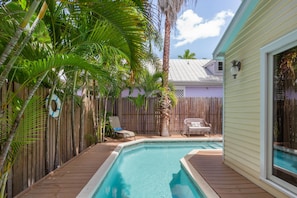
77,139 -> 222,198
274,148 -> 297,174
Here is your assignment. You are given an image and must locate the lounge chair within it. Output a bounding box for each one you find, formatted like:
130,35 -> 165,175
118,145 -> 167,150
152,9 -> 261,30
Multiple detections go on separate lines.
183,118 -> 211,136
109,116 -> 136,139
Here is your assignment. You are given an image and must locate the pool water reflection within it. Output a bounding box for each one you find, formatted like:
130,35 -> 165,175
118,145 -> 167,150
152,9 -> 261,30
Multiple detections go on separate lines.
92,141 -> 222,198
274,149 -> 297,174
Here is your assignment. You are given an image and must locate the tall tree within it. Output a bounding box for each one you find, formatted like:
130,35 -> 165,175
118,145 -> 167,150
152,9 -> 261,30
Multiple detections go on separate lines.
0,1 -> 154,195
178,49 -> 196,59
0,0 -> 44,89
158,0 -> 194,136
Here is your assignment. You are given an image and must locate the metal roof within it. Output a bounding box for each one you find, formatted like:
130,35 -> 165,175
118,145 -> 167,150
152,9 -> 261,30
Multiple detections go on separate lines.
168,59 -> 223,86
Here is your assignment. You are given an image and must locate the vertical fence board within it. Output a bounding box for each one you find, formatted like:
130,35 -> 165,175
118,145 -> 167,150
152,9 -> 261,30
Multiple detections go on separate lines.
6,83 -> 223,197
107,97 -> 222,135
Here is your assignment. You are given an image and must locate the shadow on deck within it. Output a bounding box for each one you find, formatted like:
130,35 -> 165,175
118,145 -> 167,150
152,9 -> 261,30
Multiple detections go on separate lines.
15,135 -> 273,198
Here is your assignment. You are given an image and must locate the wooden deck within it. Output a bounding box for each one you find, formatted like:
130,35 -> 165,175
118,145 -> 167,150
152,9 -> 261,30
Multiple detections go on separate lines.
188,150 -> 274,198
15,140 -> 121,198
15,136 -> 274,198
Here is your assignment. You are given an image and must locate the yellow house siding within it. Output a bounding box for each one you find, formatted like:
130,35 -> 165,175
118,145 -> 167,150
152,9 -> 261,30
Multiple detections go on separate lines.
223,0 -> 297,196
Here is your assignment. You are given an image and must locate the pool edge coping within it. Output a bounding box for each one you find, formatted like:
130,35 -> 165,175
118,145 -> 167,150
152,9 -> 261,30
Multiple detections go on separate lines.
180,149 -> 221,198
76,138 -> 222,198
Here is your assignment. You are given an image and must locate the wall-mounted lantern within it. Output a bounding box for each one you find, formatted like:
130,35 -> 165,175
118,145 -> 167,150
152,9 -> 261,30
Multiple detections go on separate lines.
230,60 -> 241,79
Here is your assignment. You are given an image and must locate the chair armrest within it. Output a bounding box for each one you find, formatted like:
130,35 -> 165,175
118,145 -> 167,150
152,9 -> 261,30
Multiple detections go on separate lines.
204,121 -> 211,127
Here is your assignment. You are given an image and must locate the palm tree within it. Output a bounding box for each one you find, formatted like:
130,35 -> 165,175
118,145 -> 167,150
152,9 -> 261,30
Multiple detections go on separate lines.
158,0 -> 195,136
0,1 -> 154,194
178,49 -> 196,59
0,96 -> 46,197
0,0 -> 45,89
138,69 -> 163,109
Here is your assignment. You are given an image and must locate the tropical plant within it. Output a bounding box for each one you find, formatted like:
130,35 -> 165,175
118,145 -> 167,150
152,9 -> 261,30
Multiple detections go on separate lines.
0,0 -> 46,89
0,96 -> 46,198
178,49 -> 196,59
137,69 -> 163,109
128,94 -> 145,132
128,67 -> 177,133
0,0 -> 157,195
157,0 -> 195,136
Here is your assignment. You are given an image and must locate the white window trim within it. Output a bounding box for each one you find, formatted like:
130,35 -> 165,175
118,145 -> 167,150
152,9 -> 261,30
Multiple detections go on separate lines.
260,28 -> 297,196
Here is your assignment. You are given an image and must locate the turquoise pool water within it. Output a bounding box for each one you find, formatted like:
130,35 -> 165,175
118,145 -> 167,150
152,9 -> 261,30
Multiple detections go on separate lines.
92,141 -> 222,198
274,149 -> 297,174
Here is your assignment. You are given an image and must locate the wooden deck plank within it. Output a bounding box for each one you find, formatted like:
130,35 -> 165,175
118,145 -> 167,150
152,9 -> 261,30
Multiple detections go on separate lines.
15,141 -> 120,198
188,150 -> 275,198
16,136 -> 275,198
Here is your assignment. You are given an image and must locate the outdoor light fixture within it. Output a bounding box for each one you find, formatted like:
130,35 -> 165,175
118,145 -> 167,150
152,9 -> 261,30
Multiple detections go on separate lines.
230,60 -> 241,79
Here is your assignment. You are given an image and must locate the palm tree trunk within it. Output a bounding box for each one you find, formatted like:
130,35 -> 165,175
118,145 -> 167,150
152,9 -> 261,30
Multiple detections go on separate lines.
90,80 -> 98,145
45,110 -> 50,174
102,94 -> 110,142
54,103 -> 62,168
45,82 -> 57,173
0,1 -> 46,89
79,76 -> 87,152
160,15 -> 171,137
54,91 -> 65,168
0,171 -> 8,198
97,97 -> 103,143
0,71 -> 49,173
71,71 -> 78,156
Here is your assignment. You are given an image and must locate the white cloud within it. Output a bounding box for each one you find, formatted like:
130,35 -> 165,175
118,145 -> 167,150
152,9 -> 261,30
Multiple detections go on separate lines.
174,9 -> 234,47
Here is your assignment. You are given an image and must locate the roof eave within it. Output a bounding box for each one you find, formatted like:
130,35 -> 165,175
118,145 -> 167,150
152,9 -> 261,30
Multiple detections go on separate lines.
213,0 -> 260,59
171,81 -> 223,87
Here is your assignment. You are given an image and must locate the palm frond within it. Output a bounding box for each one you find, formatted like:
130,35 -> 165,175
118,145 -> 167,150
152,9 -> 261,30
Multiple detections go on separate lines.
7,95 -> 46,165
16,54 -> 108,85
86,1 -> 148,71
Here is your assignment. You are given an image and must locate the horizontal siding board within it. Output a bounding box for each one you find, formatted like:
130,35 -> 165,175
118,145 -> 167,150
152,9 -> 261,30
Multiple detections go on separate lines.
224,124 -> 259,132
225,131 -> 259,140
224,1 -> 297,193
225,132 -> 260,150
225,105 -> 259,113
225,112 -> 259,119
224,146 -> 260,170
225,100 -> 259,107
224,152 -> 260,175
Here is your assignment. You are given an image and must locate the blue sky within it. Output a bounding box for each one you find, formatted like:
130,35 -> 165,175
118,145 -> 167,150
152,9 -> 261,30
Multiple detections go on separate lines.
154,0 -> 242,59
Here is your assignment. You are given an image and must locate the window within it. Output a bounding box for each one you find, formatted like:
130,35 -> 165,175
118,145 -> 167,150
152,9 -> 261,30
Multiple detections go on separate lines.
261,29 -> 297,195
218,61 -> 224,71
272,46 -> 297,187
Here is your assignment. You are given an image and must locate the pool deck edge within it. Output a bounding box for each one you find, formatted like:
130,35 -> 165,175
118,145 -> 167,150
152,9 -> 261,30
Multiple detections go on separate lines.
181,149 -> 220,198
15,136 -> 223,198
187,149 -> 275,198
77,138 -> 223,197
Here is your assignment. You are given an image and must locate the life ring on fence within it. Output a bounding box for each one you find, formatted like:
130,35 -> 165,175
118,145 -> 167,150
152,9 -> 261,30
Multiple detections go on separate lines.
46,94 -> 61,118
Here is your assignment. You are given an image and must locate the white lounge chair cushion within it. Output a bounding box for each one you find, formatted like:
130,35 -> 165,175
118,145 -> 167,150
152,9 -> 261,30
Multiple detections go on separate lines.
189,126 -> 211,132
191,122 -> 201,127
115,129 -> 135,138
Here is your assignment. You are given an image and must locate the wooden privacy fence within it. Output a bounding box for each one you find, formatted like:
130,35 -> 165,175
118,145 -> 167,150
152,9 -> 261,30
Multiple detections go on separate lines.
0,83 -> 95,197
107,97 -> 223,135
1,82 -> 222,197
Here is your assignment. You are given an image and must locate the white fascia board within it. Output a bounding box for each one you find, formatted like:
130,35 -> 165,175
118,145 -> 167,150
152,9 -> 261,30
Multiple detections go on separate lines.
213,0 -> 260,59
172,81 -> 223,87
